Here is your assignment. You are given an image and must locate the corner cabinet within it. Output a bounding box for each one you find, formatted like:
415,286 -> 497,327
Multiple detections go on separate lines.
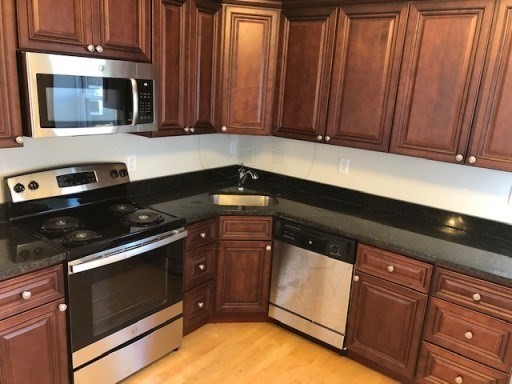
152,0 -> 220,136
16,0 -> 151,61
0,0 -> 23,148
219,5 -> 279,135
0,265 -> 69,384
346,244 -> 432,384
215,216 -> 273,321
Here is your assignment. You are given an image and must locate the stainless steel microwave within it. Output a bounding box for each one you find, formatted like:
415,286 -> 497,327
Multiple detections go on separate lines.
21,52 -> 157,138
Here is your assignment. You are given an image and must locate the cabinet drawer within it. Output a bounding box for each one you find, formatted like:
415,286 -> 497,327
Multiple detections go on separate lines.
184,246 -> 217,291
0,265 -> 64,320
416,342 -> 510,384
356,244 -> 432,293
423,298 -> 512,372
218,216 -> 272,240
183,280 -> 216,335
185,218 -> 217,251
432,268 -> 512,322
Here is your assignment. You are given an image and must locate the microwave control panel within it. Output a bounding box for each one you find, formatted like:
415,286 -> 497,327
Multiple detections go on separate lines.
137,79 -> 154,123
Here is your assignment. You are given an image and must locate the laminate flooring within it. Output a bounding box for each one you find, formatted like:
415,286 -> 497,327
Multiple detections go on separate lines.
121,322 -> 400,384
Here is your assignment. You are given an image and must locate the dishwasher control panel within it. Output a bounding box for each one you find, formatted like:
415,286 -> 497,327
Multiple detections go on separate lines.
274,218 -> 356,264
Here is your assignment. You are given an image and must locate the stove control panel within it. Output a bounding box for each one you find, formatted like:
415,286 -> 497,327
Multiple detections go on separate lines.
5,163 -> 130,203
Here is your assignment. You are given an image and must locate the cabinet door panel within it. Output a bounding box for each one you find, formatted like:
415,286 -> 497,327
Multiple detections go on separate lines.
0,299 -> 69,384
0,0 -> 23,148
220,6 -> 279,135
346,272 -> 427,379
390,0 -> 494,163
326,3 -> 407,151
97,0 -> 151,61
468,0 -> 512,171
272,7 -> 337,141
16,0 -> 92,55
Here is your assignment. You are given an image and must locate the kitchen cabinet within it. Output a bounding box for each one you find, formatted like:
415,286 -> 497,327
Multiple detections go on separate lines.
346,244 -> 432,384
183,218 -> 217,335
215,216 -> 272,321
218,5 -> 279,135
467,0 -> 512,172
390,0 -> 494,164
16,0 -> 151,62
0,265 -> 69,384
0,0 -> 23,149
152,0 -> 220,136
416,267 -> 512,383
273,3 -> 407,152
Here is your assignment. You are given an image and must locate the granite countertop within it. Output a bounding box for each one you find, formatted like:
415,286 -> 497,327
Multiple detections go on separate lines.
1,165 -> 511,287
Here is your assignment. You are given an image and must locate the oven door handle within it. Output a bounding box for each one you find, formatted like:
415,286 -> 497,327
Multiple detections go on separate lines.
68,229 -> 187,275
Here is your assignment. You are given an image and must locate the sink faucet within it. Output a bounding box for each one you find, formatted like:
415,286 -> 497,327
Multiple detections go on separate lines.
237,164 -> 258,191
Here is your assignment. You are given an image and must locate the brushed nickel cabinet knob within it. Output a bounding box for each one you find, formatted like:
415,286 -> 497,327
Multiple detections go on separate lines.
198,264 -> 206,271
95,45 -> 104,53
21,291 -> 32,300
15,136 -> 24,144
464,331 -> 473,340
197,301 -> 204,309
468,156 -> 477,164
386,265 -> 395,273
325,136 -> 331,142
455,154 -> 464,162
472,293 -> 481,302
86,44 -> 95,52
265,245 -> 272,251
455,376 -> 463,384
353,275 -> 360,282
221,126 -> 227,132
316,135 -> 323,141
200,232 -> 207,239
58,304 -> 68,312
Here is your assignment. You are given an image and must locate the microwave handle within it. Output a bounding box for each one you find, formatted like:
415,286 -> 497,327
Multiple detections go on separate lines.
130,79 -> 139,126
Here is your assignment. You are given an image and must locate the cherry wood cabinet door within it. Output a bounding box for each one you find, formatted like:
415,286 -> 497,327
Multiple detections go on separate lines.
96,0 -> 151,62
0,0 -> 23,148
346,271 -> 428,382
325,3 -> 408,151
0,299 -> 69,384
219,5 -> 279,135
272,7 -> 337,142
216,240 -> 272,320
390,0 -> 494,164
467,0 -> 512,172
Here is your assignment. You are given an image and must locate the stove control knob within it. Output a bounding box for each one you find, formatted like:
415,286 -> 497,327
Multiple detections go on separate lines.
13,183 -> 25,193
28,181 -> 39,190
119,169 -> 128,177
110,170 -> 119,178
329,244 -> 340,255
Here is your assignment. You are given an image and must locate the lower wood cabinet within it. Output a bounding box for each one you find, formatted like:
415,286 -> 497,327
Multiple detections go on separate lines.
184,280 -> 216,335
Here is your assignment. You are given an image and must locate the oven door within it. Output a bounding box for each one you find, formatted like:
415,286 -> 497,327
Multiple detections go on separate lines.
67,230 -> 186,369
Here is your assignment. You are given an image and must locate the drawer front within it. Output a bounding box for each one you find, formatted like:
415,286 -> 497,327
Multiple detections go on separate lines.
0,265 -> 65,320
356,244 -> 432,293
218,216 -> 272,240
186,218 -> 217,251
416,342 -> 510,384
184,246 -> 217,291
432,268 -> 512,323
424,298 -> 512,372
183,280 -> 216,335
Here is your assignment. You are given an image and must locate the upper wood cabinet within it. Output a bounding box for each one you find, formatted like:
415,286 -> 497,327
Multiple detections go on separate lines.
0,0 -> 23,148
467,0 -> 512,172
152,0 -> 220,136
219,5 -> 279,135
390,0 -> 495,164
16,0 -> 151,62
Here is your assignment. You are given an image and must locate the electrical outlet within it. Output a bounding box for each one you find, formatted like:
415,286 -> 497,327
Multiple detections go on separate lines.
338,158 -> 350,174
127,155 -> 137,172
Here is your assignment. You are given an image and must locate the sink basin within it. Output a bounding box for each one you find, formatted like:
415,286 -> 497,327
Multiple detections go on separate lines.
209,193 -> 275,207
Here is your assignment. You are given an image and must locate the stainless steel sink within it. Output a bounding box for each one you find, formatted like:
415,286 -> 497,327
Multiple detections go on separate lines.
209,193 -> 275,207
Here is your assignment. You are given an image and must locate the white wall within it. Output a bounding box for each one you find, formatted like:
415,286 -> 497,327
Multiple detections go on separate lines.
2,133 -> 512,225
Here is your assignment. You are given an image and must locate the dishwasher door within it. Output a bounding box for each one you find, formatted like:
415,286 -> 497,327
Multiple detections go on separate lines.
268,240 -> 354,349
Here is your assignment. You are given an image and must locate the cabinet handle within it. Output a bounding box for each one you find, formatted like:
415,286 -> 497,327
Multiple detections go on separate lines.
221,126 -> 227,132
198,264 -> 206,271
15,136 -> 24,144
325,136 -> 331,142
472,293 -> 481,302
200,232 -> 207,239
58,304 -> 68,312
455,376 -> 463,384
197,301 -> 204,309
468,156 -> 477,164
184,127 -> 190,133
86,44 -> 95,52
21,291 -> 32,300
455,154 -> 464,162
265,245 -> 272,251
95,45 -> 104,53
353,275 -> 360,282
464,331 -> 473,340
386,265 -> 395,273
316,135 -> 323,141
190,127 -> 195,133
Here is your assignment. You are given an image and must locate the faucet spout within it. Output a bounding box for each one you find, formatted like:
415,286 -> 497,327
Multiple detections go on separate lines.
237,164 -> 258,191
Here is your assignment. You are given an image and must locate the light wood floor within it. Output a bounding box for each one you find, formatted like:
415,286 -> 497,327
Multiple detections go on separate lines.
121,322 -> 400,384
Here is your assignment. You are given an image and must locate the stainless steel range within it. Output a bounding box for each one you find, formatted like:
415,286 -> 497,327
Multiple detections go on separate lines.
5,163 -> 187,384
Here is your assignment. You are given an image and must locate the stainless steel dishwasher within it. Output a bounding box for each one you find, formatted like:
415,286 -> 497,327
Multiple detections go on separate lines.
269,218 -> 356,351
